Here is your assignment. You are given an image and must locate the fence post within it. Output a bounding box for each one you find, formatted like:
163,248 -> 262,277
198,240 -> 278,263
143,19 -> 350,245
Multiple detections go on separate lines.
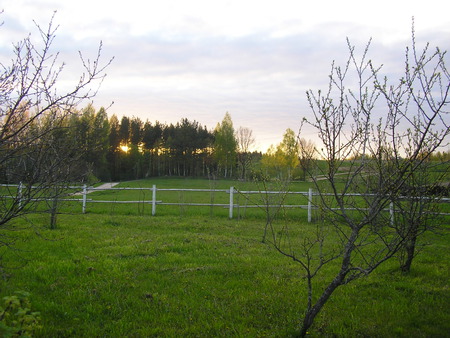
18,182 -> 23,209
229,186 -> 234,219
390,201 -> 394,226
308,188 -> 313,223
82,184 -> 87,214
152,185 -> 157,216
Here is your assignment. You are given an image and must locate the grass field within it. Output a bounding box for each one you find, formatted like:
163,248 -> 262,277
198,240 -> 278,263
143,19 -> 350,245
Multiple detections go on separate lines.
0,179 -> 449,336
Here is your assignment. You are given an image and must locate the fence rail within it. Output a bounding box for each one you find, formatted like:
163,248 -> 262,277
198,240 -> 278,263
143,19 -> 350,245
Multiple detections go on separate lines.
1,183 -> 450,221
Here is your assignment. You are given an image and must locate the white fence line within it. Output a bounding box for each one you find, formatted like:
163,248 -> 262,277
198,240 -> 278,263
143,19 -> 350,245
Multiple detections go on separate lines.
2,183 -> 450,221
1,183 -> 314,219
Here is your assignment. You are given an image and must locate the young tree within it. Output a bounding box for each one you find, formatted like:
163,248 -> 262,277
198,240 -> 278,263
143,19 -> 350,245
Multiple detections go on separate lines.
261,128 -> 299,179
278,128 -> 299,177
298,137 -> 315,181
392,156 -> 446,272
236,126 -> 255,180
0,14 -> 112,238
214,112 -> 237,178
265,26 -> 449,336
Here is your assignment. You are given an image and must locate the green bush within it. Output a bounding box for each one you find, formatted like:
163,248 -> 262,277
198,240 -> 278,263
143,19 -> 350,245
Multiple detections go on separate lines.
0,291 -> 41,337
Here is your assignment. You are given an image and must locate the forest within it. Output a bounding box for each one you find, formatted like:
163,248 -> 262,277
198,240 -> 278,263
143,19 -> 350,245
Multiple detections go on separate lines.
6,104 -> 270,183
82,107 -> 266,182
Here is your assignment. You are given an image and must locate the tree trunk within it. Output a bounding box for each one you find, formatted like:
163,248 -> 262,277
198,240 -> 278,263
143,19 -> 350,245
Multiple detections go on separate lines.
299,229 -> 358,336
400,235 -> 417,273
299,276 -> 343,337
50,197 -> 58,230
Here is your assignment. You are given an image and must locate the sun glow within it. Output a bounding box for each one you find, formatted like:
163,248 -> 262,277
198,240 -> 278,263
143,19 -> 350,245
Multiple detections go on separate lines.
120,145 -> 129,153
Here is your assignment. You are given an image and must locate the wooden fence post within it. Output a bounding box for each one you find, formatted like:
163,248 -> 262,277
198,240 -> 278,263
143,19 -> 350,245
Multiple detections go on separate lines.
229,186 -> 234,219
82,184 -> 87,214
308,187 -> 313,223
152,185 -> 157,216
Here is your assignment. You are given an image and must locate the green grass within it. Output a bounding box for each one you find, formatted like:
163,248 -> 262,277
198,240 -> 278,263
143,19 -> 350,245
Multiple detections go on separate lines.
0,210 -> 449,337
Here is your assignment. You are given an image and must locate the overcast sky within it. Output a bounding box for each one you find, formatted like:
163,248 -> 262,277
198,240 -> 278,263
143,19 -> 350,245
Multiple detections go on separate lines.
1,0 -> 449,151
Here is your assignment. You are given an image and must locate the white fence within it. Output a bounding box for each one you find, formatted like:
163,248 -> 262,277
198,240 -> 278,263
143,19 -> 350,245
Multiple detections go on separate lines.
76,185 -> 314,219
1,183 -> 314,220
2,183 -> 450,221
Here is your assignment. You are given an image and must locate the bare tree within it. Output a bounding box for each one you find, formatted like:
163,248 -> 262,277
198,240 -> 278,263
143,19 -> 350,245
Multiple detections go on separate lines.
265,24 -> 449,336
236,126 -> 255,180
370,27 -> 450,272
391,156 -> 447,272
0,13 -> 112,241
297,137 -> 315,181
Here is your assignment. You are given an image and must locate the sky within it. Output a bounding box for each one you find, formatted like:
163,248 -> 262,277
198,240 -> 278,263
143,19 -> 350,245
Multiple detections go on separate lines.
1,0 -> 449,151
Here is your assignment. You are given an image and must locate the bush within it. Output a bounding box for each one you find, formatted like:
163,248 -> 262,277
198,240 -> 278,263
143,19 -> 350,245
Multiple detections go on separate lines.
0,291 -> 41,337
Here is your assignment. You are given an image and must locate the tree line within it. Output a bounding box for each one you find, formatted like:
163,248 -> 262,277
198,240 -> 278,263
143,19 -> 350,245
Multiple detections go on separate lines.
70,107 -> 322,183
3,98 -> 447,185
1,93 -> 319,185
15,107 -> 266,183
107,111 -> 215,181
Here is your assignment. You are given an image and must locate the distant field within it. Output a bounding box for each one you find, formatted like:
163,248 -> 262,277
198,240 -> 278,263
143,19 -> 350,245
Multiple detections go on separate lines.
0,209 -> 449,336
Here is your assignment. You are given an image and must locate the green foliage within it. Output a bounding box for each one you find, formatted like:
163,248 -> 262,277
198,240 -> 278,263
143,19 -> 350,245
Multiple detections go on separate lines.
214,112 -> 238,178
0,291 -> 41,337
261,128 -> 301,179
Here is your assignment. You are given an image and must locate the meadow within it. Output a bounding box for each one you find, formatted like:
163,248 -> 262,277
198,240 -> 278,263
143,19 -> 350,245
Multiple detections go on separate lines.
0,178 -> 449,336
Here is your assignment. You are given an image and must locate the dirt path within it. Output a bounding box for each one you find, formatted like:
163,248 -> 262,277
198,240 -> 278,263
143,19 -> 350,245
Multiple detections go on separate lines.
74,182 -> 120,195
94,182 -> 120,191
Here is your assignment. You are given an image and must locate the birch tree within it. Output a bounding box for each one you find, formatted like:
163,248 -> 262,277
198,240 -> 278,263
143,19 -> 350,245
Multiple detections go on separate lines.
214,112 -> 237,178
236,126 -> 255,180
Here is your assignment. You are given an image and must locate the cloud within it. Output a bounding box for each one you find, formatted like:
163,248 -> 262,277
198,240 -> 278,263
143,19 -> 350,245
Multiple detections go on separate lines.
2,0 -> 450,151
